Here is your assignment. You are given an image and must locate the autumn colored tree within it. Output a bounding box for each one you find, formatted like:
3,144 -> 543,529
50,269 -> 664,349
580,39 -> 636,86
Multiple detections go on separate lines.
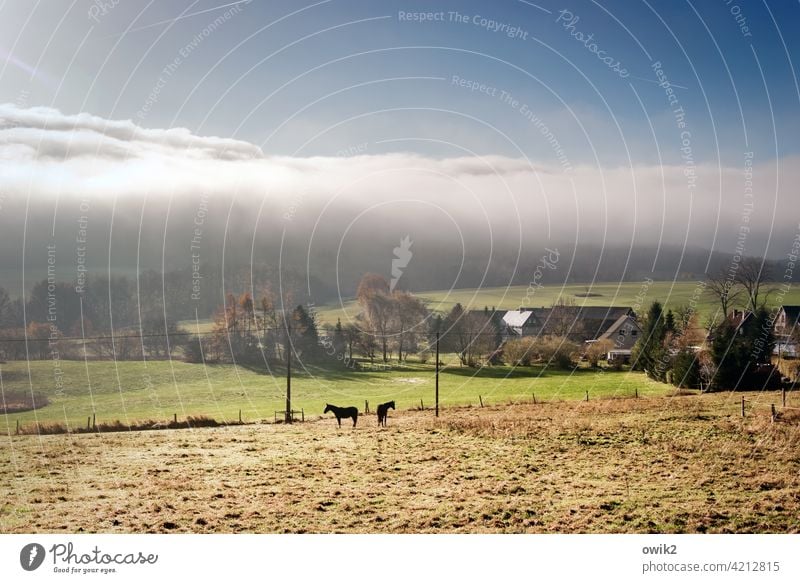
356,274 -> 393,362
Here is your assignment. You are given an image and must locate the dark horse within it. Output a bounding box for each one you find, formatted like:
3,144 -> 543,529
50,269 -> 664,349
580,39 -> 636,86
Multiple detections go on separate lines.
377,401 -> 395,427
324,404 -> 358,427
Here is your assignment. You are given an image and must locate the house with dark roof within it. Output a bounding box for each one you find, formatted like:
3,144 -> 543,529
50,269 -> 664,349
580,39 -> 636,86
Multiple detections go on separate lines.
596,313 -> 642,350
706,308 -> 753,340
707,306 -> 799,357
502,305 -> 638,344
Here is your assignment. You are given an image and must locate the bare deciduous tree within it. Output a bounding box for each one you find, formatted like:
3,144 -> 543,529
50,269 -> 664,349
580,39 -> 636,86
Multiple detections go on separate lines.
735,257 -> 775,312
392,291 -> 428,361
546,297 -> 583,338
356,274 -> 393,362
704,267 -> 742,320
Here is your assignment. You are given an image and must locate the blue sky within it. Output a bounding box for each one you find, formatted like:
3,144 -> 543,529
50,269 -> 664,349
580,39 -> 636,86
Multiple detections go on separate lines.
2,0 -> 800,265
2,0 -> 798,166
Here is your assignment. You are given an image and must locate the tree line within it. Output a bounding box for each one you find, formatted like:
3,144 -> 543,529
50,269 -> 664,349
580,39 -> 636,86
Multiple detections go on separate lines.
190,274 -> 506,368
0,264 -> 319,362
634,257 -> 791,390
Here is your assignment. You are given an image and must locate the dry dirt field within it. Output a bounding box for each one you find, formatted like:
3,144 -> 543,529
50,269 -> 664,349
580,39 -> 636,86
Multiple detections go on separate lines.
2,392 -> 799,533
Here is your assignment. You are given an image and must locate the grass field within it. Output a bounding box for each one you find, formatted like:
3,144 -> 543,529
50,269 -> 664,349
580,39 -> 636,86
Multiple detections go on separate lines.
0,359 -> 666,430
2,391 -> 798,533
4,279 -> 797,534
312,280 -> 800,326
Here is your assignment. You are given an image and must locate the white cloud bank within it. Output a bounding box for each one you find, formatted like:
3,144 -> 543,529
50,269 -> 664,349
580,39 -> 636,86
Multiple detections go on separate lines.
0,104 -> 796,255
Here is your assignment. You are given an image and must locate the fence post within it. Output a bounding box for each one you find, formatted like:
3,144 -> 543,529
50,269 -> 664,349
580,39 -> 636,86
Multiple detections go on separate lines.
420,399 -> 424,410
771,404 -> 777,423
435,331 -> 440,418
92,413 -> 96,430
585,391 -> 589,402
532,393 -> 536,404
741,396 -> 745,418
16,419 -> 20,434
782,387 -> 786,408
301,408 -> 305,422
365,400 -> 369,414
173,413 -> 177,424
635,388 -> 638,399
479,395 -> 483,408
239,409 -> 242,424
87,416 -> 91,430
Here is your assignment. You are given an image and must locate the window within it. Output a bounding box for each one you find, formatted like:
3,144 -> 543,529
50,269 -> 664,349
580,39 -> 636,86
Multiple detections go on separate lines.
619,329 -> 626,336
631,330 -> 638,336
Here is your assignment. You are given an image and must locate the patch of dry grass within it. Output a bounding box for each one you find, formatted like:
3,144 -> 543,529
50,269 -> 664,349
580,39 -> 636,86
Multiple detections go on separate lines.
15,415 -> 225,435
1,392 -> 798,533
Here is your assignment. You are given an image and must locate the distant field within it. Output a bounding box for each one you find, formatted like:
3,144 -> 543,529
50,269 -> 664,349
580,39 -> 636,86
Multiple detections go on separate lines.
0,360 -> 666,430
313,280 -> 800,326
3,392 -> 798,533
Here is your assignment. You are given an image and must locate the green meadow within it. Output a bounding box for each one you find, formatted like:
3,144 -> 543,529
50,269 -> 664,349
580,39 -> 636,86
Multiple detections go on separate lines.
13,280 -> 798,431
1,359 -> 667,430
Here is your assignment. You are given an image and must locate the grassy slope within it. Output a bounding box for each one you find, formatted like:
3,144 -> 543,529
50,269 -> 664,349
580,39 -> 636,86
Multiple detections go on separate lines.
313,281 -> 800,325
3,393 -> 798,533
0,359 -> 666,429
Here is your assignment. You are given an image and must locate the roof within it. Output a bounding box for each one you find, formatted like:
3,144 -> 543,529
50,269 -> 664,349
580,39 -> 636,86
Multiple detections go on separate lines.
503,310 -> 537,328
503,306 -> 637,337
780,306 -> 800,325
598,313 -> 640,340
467,309 -> 508,319
729,309 -> 753,330
520,306 -> 633,321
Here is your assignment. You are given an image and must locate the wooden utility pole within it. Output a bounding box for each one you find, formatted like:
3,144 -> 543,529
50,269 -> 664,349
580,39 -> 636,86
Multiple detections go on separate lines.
286,323 -> 292,424
435,331 -> 440,417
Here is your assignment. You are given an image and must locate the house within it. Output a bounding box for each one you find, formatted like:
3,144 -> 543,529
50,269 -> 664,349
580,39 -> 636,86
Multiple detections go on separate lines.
502,309 -> 540,337
502,306 -> 639,344
773,306 -> 800,357
707,309 -> 753,342
596,312 -> 642,350
774,306 -> 800,338
730,309 -> 753,332
707,307 -> 799,357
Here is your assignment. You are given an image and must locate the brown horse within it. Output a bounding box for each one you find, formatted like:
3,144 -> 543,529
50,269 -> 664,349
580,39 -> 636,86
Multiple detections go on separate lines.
324,404 -> 358,427
377,401 -> 395,427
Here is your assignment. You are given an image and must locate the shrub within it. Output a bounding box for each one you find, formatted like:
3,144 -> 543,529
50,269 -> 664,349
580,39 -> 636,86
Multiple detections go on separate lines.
502,337 -> 535,366
536,336 -> 580,369
584,339 -> 614,367
670,348 -> 700,389
183,337 -> 204,363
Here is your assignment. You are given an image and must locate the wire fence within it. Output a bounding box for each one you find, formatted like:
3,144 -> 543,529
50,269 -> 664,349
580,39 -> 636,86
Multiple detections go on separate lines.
9,385 -> 798,437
